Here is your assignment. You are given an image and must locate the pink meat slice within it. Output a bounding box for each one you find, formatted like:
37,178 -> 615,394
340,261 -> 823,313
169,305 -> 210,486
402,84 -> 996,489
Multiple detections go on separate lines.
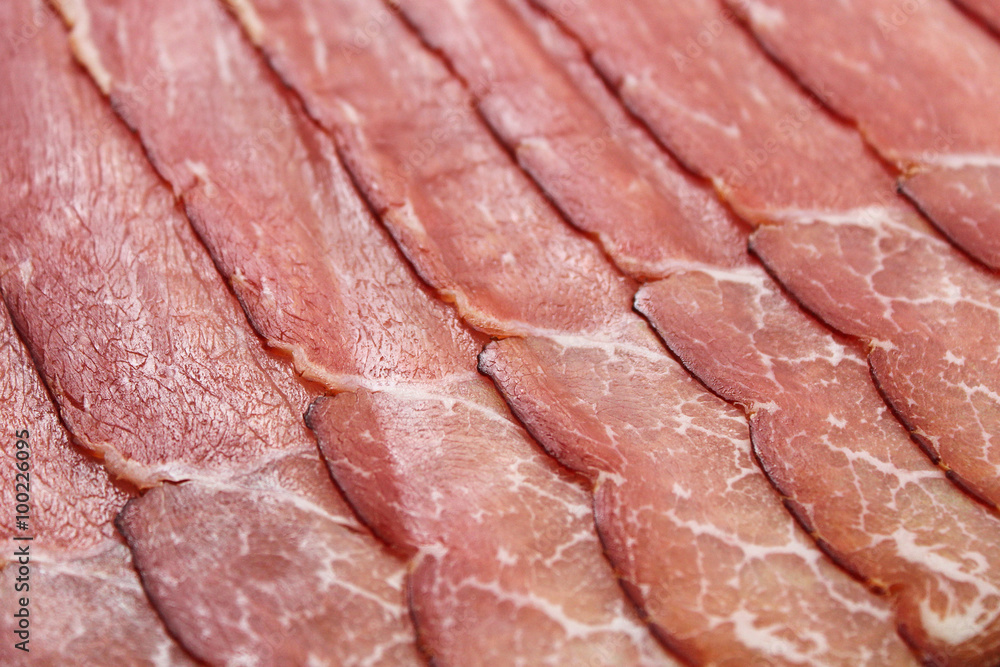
0,4 -> 419,664
637,267 -> 1000,665
395,0 -> 747,279
727,0 -> 1000,269
531,0 -> 1000,509
57,0 -> 670,663
237,0 -> 915,662
0,304 -> 196,667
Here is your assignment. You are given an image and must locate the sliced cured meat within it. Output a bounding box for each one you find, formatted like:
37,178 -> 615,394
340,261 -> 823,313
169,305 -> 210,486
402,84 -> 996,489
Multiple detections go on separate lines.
395,0 -> 747,280
307,380 -> 670,666
117,452 -> 420,667
727,0 -> 1000,269
0,304 -> 195,667
0,5 -> 420,665
480,331 -> 915,666
58,0 -> 670,663
392,2 -> 1000,660
236,0 -> 915,662
953,0 -> 1000,34
532,0 -> 1000,509
637,267 -> 1000,665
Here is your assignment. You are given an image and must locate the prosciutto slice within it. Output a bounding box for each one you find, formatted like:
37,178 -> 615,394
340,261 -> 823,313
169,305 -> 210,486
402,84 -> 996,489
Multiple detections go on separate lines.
0,5 -> 419,664
236,0 -> 916,663
58,0 -> 669,663
531,0 -> 1000,510
728,0 -> 1000,270
637,269 -> 1000,665
0,304 -> 194,667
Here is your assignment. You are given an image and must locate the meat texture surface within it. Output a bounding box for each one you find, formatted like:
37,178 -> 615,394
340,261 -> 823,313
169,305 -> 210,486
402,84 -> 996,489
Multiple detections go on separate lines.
638,270 -> 1000,666
235,0 -> 917,663
529,0 -> 1000,510
385,1 -> 1000,662
0,304 -> 194,667
0,4 -> 419,664
57,0 -> 671,663
728,0 -> 1000,269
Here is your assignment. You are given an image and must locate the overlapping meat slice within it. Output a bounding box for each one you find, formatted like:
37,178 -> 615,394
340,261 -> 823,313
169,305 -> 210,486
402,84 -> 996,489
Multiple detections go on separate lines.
0,305 -> 195,667
0,5 -> 419,664
394,0 -> 746,280
234,0 -> 915,662
726,0 -> 1000,269
531,0 -> 1000,509
394,0 -> 1000,660
55,0 -> 669,663
637,268 -> 1000,665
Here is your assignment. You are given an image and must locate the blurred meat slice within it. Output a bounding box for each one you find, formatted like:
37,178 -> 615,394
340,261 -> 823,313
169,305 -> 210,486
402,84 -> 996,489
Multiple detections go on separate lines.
0,3 -> 419,664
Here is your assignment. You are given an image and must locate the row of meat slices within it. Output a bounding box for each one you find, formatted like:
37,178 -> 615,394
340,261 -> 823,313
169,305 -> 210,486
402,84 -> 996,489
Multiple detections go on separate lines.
1,0 -> 998,665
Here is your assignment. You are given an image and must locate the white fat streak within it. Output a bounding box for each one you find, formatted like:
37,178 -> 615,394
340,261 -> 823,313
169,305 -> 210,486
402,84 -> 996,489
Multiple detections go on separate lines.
743,0 -> 787,29
18,259 -> 33,287
223,0 -> 265,45
890,527 -> 1000,644
452,576 -> 653,645
764,204 -> 920,235
729,609 -> 827,662
919,153 -> 1000,169
53,0 -> 113,94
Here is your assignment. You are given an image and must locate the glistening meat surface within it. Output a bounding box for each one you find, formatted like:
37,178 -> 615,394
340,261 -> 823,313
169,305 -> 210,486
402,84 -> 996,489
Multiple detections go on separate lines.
530,0 -> 1000,510
236,0 -> 915,662
61,0 -> 670,663
728,0 -> 1000,269
0,5 -> 419,664
0,303 -> 194,667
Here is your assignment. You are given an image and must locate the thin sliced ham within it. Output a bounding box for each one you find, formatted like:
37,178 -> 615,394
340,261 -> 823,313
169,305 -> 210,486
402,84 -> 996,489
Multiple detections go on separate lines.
236,0 -> 917,662
728,0 -> 1000,269
0,304 -> 195,667
637,267 -> 1000,665
58,0 -> 670,663
531,0 -> 1000,510
0,5 -> 420,664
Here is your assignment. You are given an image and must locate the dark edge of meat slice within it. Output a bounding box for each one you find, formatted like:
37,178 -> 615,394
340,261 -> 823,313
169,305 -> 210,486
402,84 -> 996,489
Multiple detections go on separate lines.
868,349 -> 1000,512
739,230 -> 1000,514
895,177 -> 1000,275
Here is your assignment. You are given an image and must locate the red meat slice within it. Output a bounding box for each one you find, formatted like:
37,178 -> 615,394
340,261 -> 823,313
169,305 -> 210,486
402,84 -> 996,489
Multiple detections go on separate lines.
56,0 -> 671,663
638,267 -> 1000,665
0,304 -> 195,666
0,3 -> 420,664
233,0 -> 916,662
728,0 -> 1000,269
530,0 -> 1000,509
